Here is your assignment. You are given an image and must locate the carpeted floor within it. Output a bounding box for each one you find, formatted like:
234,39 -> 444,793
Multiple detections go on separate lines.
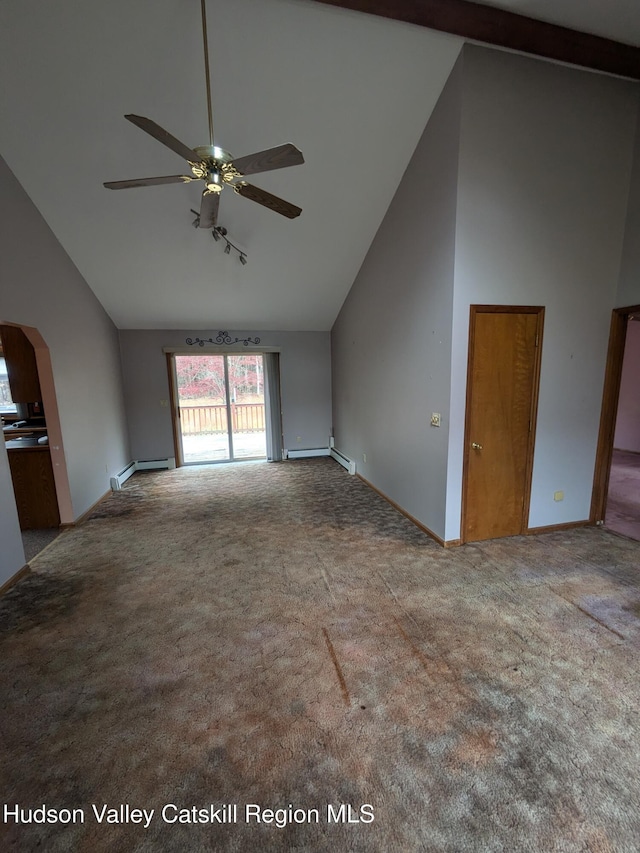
21,527 -> 62,563
1,458 -> 640,852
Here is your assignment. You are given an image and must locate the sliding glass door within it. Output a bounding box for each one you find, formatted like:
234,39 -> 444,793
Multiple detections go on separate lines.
173,353 -> 267,464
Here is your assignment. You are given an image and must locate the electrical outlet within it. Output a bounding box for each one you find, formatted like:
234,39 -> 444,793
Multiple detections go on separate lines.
430,413 -> 441,427
296,436 -> 301,442
159,399 -> 169,408
554,491 -> 564,502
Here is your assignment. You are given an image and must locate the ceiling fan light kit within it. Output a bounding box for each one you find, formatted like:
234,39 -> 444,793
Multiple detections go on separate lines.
103,0 -> 304,233
193,215 -> 248,263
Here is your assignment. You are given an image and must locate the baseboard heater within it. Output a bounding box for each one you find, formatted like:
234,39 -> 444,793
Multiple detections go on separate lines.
110,462 -> 135,491
110,457 -> 176,490
284,447 -> 331,460
330,447 -> 356,475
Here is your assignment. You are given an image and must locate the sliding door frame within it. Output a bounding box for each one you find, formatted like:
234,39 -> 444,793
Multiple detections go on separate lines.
166,347 -> 280,467
166,353 -> 184,466
222,355 -> 235,461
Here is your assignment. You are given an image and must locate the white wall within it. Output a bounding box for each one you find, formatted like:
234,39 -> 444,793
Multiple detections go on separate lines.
332,45 -> 639,544
118,329 -> 332,461
0,156 -> 131,583
614,320 -> 640,452
449,46 -> 638,536
331,56 -> 463,541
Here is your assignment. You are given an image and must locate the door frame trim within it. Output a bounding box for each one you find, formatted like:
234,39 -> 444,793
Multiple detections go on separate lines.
461,304 -> 545,543
590,304 -> 640,523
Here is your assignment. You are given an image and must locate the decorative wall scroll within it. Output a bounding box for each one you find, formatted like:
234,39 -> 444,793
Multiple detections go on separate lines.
186,332 -> 261,347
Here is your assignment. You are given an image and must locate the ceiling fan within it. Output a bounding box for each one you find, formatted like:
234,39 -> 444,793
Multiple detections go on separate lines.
103,0 -> 304,229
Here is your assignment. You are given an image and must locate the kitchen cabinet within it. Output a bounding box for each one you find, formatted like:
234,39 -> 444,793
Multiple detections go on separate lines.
0,324 -> 42,403
7,446 -> 60,529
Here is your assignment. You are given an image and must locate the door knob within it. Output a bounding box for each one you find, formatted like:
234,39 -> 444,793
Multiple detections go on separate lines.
471,442 -> 483,450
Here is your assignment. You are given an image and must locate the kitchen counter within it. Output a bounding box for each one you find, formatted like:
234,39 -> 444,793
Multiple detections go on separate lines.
3,424 -> 47,436
5,436 -> 48,450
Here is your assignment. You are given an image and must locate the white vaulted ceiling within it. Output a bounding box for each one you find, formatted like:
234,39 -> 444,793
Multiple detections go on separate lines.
1,0 -> 640,331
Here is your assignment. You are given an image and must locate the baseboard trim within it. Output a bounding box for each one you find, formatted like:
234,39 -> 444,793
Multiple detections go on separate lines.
60,489 -> 111,528
0,564 -> 30,598
526,520 -> 592,536
356,474 -> 459,547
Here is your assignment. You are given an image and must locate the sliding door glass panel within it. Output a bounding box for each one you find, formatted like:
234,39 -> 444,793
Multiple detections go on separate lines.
175,354 -> 230,463
227,354 -> 267,459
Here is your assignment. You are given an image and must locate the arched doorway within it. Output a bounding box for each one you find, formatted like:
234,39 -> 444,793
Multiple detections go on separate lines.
1,321 -> 73,559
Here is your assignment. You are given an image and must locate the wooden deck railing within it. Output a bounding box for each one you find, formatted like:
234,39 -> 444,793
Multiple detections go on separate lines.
179,403 -> 265,435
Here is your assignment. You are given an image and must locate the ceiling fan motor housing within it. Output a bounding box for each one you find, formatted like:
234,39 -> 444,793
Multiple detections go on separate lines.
192,145 -> 242,192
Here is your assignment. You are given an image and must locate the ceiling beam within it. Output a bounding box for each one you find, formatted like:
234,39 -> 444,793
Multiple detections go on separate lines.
308,0 -> 640,80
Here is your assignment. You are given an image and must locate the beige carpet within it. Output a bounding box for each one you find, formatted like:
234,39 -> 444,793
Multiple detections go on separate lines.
1,458 -> 640,852
21,527 -> 61,563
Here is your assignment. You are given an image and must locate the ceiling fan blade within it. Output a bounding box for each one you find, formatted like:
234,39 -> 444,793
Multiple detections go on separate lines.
235,182 -> 302,219
230,144 -> 304,177
199,191 -> 220,229
124,114 -> 203,163
103,175 -> 194,189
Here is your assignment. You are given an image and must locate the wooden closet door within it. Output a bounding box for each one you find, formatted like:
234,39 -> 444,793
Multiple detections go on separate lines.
462,306 -> 543,542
